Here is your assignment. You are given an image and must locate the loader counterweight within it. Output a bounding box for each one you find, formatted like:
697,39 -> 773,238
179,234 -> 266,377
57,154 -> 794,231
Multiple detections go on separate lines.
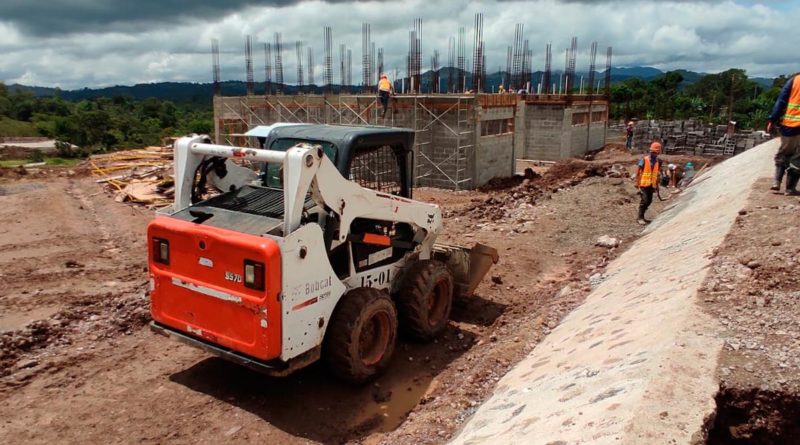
148,217 -> 282,361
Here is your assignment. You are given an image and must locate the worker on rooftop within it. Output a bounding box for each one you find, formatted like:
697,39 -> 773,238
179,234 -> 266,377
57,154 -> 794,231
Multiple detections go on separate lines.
378,73 -> 394,119
635,141 -> 662,225
768,72 -> 800,195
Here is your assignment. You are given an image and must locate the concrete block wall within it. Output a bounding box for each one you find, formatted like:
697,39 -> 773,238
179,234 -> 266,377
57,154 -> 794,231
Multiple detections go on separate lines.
523,104 -> 566,161
475,134 -> 513,186
564,104 -> 608,157
473,105 -> 516,187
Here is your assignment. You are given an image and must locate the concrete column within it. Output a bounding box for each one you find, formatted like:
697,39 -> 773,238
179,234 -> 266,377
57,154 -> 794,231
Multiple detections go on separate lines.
513,100 -> 525,173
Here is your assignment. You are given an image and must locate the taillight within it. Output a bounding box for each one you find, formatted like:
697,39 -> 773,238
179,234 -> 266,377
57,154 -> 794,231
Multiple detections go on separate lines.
244,259 -> 264,290
153,238 -> 170,265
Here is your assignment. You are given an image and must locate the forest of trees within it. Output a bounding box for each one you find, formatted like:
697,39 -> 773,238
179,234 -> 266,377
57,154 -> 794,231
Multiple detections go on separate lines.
0,82 -> 213,157
608,68 -> 788,129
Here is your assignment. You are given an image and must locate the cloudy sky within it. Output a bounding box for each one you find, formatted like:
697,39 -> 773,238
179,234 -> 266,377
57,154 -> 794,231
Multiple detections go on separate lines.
1,0 -> 798,89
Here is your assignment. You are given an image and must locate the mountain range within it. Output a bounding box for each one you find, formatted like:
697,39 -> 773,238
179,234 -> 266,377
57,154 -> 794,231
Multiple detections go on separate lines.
6,66 -> 775,104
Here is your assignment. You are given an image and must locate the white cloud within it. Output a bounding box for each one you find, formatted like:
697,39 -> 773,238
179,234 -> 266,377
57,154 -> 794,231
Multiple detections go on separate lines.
0,0 -> 797,89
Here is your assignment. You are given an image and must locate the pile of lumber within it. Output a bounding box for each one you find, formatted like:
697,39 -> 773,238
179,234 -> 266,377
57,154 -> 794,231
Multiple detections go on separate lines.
89,146 -> 174,206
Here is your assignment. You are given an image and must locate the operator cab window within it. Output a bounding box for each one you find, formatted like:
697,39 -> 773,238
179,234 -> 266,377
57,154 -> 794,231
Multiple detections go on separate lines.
262,138 -> 338,188
349,144 -> 402,195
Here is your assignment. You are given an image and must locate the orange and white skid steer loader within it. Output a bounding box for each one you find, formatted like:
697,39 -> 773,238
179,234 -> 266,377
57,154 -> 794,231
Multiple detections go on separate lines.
148,124 -> 498,383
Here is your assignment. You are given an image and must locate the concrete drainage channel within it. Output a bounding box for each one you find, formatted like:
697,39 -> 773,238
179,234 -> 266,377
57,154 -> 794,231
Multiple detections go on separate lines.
706,388 -> 800,444
450,140 -> 781,444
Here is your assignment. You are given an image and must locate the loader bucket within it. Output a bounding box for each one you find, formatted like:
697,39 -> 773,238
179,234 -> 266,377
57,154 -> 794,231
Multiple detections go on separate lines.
433,243 -> 499,298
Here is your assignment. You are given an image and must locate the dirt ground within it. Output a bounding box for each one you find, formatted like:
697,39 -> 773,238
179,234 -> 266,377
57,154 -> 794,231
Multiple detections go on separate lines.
700,179 -> 800,444
0,149 -> 715,444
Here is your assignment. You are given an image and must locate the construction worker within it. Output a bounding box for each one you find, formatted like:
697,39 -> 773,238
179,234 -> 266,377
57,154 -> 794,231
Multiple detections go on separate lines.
378,73 -> 394,119
667,163 -> 678,188
625,121 -> 634,151
768,73 -> 800,195
635,141 -> 662,225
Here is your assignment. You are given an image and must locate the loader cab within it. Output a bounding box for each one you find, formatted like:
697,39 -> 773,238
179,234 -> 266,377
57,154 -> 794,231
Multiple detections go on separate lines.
259,125 -> 415,199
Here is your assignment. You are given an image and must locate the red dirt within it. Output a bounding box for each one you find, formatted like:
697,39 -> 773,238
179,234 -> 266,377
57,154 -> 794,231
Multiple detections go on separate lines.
0,148 -> 716,444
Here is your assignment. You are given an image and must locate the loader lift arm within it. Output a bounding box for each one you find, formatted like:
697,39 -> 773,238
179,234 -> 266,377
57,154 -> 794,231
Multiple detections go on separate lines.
180,137 -> 442,259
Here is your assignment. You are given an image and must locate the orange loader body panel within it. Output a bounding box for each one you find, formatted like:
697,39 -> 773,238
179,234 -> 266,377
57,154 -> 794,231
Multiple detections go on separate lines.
147,217 -> 282,361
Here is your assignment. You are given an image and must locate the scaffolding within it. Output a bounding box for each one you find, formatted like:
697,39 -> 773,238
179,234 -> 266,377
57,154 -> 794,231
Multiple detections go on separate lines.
213,94 -> 480,189
412,95 -> 475,189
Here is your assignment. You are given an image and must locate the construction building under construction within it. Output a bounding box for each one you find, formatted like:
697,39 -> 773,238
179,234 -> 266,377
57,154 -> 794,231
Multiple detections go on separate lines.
213,94 -> 608,190
212,15 -> 610,190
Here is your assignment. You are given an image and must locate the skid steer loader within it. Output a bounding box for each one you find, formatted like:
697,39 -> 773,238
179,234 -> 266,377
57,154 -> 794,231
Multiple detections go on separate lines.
148,124 -> 498,383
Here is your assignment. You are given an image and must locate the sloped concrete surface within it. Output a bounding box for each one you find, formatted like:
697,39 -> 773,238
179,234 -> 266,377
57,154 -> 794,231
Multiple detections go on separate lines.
450,139 -> 777,445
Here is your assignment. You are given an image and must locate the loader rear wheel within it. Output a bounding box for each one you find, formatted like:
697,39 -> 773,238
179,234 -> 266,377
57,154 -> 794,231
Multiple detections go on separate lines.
396,260 -> 454,341
323,287 -> 397,384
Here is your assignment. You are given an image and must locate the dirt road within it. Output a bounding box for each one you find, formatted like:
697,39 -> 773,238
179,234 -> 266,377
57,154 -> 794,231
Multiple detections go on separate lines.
0,151 -> 704,444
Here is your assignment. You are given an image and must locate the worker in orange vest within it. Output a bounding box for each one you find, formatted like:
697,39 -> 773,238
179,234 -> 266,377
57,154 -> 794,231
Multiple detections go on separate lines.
635,142 -> 662,225
768,73 -> 800,195
378,73 -> 394,119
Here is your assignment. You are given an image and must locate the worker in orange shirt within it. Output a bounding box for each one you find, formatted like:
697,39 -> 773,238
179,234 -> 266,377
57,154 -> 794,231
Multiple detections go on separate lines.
378,73 -> 394,119
635,142 -> 662,225
767,73 -> 800,195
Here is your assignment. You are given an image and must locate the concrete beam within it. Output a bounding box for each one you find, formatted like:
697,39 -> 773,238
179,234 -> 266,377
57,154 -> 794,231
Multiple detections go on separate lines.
450,139 -> 777,445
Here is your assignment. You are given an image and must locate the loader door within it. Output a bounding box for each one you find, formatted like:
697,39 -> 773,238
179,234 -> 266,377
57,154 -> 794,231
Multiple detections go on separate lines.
346,143 -> 412,198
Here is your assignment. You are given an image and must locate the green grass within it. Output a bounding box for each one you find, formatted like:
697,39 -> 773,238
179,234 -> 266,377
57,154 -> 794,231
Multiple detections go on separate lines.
0,117 -> 38,137
0,157 -> 82,168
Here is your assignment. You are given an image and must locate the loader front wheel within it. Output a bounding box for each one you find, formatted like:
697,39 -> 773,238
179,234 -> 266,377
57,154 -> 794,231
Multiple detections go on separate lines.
323,287 -> 398,384
396,260 -> 454,341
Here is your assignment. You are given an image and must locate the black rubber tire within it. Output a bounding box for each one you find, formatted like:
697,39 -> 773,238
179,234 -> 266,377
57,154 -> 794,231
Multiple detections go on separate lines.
323,287 -> 398,384
396,259 -> 454,341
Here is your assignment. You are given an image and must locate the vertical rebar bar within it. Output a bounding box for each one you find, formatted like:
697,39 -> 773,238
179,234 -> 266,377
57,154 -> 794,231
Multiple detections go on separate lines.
264,43 -> 272,96
211,39 -> 221,96
471,13 -> 483,93
447,36 -> 455,93
274,33 -> 284,94
587,41 -> 598,96
324,26 -> 333,93
339,43 -> 346,92
296,41 -> 304,92
511,24 -> 523,90
245,35 -> 254,96
543,43 -> 552,94
347,48 -> 352,91
604,46 -> 613,98
565,36 -> 577,97
308,46 -> 315,89
457,27 -> 465,92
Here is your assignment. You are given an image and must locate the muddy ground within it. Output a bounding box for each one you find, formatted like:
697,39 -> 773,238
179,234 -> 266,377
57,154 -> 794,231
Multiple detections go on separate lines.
700,178 -> 800,444
0,148 -> 715,444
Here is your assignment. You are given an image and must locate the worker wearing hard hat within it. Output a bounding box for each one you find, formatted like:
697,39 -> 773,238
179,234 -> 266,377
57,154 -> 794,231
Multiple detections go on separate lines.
625,121 -> 634,151
767,72 -> 800,195
635,142 -> 662,225
378,73 -> 394,119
